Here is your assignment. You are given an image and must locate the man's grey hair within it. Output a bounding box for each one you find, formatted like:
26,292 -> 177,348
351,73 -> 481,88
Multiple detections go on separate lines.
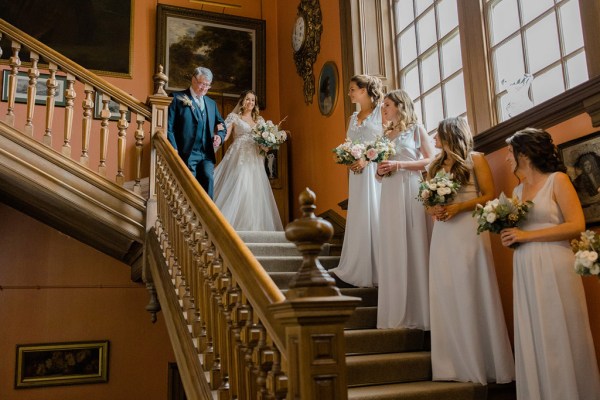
193,67 -> 213,82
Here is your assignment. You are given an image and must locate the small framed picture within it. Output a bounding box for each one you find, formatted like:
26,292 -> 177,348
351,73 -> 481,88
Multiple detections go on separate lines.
15,340 -> 109,389
317,61 -> 338,117
1,69 -> 67,107
558,130 -> 600,226
93,91 -> 131,122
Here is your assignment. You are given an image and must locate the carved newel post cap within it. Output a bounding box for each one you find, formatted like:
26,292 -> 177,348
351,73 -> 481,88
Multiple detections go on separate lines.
285,188 -> 339,298
153,65 -> 168,97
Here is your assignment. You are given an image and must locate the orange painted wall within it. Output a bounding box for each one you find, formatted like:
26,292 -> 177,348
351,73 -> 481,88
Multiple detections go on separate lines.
486,113 -> 600,368
0,203 -> 175,400
276,0 -> 349,218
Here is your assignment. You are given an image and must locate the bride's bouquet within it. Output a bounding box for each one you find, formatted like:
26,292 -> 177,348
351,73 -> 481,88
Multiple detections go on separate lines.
365,136 -> 396,163
332,139 -> 367,173
417,171 -> 461,207
472,193 -> 533,246
251,118 -> 288,155
571,230 -> 600,279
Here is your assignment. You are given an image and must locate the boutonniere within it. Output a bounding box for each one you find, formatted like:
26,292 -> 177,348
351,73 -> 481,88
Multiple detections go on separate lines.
179,95 -> 194,108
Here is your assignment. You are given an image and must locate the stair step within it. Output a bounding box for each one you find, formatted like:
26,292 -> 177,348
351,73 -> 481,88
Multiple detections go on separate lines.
246,242 -> 332,257
345,328 -> 425,355
346,306 -> 377,330
237,231 -> 289,243
257,255 -> 339,272
339,287 -> 378,307
346,352 -> 432,387
348,381 -> 487,400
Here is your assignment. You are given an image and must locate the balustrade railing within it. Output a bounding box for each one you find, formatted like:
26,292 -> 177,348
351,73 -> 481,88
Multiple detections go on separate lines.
0,19 -> 151,194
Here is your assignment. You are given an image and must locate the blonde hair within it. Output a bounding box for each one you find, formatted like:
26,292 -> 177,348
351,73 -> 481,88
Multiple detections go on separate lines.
383,89 -> 418,133
351,74 -> 383,105
427,117 -> 473,185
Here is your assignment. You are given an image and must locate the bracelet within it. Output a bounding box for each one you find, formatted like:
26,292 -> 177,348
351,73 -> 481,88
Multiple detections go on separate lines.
377,172 -> 385,177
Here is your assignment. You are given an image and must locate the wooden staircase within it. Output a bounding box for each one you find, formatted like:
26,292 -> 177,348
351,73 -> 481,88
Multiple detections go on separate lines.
239,230 -> 516,400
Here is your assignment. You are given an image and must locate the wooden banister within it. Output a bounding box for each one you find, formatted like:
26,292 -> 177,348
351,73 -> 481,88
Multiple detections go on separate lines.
0,19 -> 150,119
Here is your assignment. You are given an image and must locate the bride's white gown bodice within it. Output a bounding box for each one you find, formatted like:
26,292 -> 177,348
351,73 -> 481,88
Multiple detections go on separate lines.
213,113 -> 283,231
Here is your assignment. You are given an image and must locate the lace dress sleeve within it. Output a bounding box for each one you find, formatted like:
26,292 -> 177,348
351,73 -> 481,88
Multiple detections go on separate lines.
225,113 -> 238,126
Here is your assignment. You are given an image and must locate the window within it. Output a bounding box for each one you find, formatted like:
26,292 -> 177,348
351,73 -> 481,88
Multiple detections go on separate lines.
393,0 -> 466,132
486,0 -> 587,121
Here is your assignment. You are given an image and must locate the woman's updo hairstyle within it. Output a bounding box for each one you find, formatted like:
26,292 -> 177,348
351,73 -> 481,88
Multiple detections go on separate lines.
351,74 -> 383,105
505,128 -> 566,174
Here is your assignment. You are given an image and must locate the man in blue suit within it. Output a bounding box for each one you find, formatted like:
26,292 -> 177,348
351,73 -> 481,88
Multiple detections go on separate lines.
167,67 -> 227,198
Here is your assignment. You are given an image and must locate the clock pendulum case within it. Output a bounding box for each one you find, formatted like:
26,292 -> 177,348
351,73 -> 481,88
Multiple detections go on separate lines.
291,0 -> 322,104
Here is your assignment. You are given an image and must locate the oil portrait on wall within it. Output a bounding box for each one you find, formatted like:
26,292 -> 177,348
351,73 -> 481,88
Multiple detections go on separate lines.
559,130 -> 600,226
155,4 -> 266,108
0,0 -> 133,77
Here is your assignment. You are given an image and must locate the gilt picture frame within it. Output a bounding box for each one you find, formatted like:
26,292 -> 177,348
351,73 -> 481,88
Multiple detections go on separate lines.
93,91 -> 131,122
15,340 -> 109,389
1,70 -> 67,107
0,0 -> 133,77
155,4 -> 266,108
558,130 -> 600,226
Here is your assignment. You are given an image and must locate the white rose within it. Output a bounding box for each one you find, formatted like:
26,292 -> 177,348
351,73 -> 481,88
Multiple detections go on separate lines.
486,212 -> 497,223
590,263 -> 600,275
588,251 -> 599,263
428,183 -> 437,190
421,190 -> 431,199
483,205 -> 493,213
438,187 -> 451,195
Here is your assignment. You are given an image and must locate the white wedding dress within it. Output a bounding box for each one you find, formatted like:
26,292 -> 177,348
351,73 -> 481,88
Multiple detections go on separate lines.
213,113 -> 283,231
512,172 -> 600,399
377,125 -> 430,330
329,105 -> 382,287
429,159 -> 515,385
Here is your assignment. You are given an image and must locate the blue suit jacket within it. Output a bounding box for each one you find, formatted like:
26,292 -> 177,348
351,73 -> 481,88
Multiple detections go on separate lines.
167,88 -> 226,164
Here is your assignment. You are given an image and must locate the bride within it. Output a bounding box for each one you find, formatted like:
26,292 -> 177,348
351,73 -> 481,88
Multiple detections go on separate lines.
213,90 -> 283,231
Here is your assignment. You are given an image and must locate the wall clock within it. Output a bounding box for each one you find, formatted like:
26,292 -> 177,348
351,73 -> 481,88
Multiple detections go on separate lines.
292,0 -> 322,104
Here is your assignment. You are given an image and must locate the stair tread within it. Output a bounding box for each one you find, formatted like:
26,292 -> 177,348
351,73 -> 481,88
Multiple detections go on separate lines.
348,381 -> 487,400
347,351 -> 430,364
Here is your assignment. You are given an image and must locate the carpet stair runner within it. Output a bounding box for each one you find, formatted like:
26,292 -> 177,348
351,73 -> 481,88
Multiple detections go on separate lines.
238,231 -> 516,400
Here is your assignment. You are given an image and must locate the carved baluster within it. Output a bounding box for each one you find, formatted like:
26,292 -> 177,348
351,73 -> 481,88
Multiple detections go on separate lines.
5,41 -> 21,127
42,63 -> 58,147
62,73 -> 76,157
233,302 -> 251,397
209,256 -> 224,390
80,85 -> 94,167
98,94 -> 111,176
265,348 -> 288,400
116,104 -> 129,185
255,333 -> 274,399
221,283 -> 241,400
133,116 -> 145,194
244,320 -> 263,399
24,52 -> 39,136
216,267 -> 232,399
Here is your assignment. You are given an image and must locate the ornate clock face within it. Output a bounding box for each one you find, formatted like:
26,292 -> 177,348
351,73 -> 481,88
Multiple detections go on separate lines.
292,16 -> 306,52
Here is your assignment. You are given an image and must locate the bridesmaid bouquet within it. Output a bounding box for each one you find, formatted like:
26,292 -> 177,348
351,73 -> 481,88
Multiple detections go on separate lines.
571,230 -> 600,278
332,139 -> 367,173
251,118 -> 288,155
472,192 -> 534,235
417,171 -> 461,207
365,136 -> 396,163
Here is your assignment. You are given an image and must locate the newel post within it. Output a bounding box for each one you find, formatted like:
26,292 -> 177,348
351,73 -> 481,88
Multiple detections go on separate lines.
144,65 -> 173,314
269,188 -> 360,400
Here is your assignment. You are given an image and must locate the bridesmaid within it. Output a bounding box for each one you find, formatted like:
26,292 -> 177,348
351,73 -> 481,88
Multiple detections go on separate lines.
428,117 -> 514,385
329,74 -> 383,287
501,128 -> 600,399
376,89 -> 434,329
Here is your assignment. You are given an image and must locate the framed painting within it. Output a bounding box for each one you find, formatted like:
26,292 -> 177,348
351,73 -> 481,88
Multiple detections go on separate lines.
318,61 -> 338,116
0,0 -> 132,77
15,340 -> 109,389
93,91 -> 131,122
558,130 -> 600,226
155,4 -> 266,108
1,70 -> 67,107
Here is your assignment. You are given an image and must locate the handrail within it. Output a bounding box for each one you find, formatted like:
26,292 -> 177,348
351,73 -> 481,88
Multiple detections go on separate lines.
0,19 -> 150,119
154,130 -> 287,351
